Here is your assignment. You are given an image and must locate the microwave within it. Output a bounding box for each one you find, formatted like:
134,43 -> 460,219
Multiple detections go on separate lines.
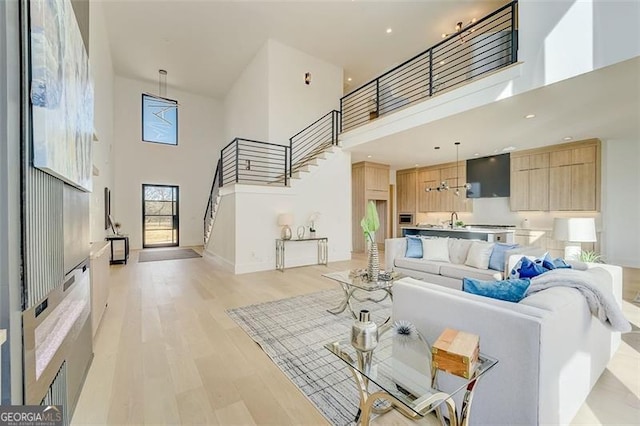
399,213 -> 414,225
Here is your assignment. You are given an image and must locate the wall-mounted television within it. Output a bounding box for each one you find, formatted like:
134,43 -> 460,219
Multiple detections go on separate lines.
466,153 -> 510,198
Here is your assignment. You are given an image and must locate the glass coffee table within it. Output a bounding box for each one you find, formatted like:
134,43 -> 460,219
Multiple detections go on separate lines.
325,328 -> 498,426
323,270 -> 404,322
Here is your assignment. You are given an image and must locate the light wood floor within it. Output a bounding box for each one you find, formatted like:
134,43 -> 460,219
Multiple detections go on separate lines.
72,252 -> 640,425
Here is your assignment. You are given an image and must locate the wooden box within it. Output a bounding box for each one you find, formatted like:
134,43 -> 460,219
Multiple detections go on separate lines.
432,328 -> 480,379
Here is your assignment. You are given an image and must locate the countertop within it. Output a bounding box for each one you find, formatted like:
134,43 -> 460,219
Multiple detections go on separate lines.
401,226 -> 515,234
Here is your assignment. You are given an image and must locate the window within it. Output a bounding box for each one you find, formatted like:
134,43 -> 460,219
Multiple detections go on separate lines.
142,93 -> 178,145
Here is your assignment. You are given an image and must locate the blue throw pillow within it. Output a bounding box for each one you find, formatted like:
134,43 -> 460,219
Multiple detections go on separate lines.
463,277 -> 531,302
488,243 -> 519,271
405,236 -> 423,258
538,252 -> 556,270
510,256 -> 548,279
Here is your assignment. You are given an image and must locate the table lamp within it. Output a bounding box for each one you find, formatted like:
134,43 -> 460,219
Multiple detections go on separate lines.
553,217 -> 597,260
278,213 -> 294,240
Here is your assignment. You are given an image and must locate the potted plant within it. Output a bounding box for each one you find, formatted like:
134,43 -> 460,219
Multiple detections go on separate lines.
361,201 -> 380,281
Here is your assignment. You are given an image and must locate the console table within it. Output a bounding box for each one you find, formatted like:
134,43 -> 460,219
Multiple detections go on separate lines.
275,237 -> 328,271
105,235 -> 129,265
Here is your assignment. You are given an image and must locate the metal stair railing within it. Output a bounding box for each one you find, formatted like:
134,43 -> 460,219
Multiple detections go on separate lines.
289,110 -> 340,177
340,0 -> 518,132
203,158 -> 222,245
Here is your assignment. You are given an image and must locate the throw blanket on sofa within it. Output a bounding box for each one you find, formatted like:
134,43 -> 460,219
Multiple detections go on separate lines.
528,269 -> 631,332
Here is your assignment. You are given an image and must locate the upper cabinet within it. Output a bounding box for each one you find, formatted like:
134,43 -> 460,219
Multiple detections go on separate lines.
398,161 -> 472,213
396,169 -> 416,213
510,152 -> 549,211
549,144 -> 598,211
510,139 -> 600,212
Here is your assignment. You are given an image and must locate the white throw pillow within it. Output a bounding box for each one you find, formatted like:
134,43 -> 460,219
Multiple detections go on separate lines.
422,237 -> 450,262
465,241 -> 495,269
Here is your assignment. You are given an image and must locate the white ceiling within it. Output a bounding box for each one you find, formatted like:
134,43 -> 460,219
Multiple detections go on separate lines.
347,57 -> 640,168
101,1 -> 639,170
101,0 -> 507,98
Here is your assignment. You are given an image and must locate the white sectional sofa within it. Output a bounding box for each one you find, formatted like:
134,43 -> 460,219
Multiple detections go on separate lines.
385,237 -> 541,289
392,263 -> 623,425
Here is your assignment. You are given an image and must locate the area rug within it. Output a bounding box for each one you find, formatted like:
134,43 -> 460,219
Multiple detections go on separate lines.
138,248 -> 201,263
227,289 -> 391,425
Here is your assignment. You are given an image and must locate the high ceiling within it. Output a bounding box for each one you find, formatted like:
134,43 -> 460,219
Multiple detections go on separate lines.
101,0 -> 508,98
101,1 -> 639,170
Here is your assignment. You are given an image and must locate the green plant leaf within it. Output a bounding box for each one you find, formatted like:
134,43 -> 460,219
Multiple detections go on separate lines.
579,250 -> 603,263
360,201 -> 380,242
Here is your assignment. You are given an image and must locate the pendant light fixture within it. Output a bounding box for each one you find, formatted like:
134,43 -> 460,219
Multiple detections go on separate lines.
425,142 -> 470,194
441,18 -> 477,43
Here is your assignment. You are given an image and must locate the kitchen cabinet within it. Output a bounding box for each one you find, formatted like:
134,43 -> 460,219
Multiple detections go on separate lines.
352,162 -> 390,252
510,152 -> 549,211
413,162 -> 472,213
396,170 -> 416,213
511,140 -> 599,212
549,143 -> 598,211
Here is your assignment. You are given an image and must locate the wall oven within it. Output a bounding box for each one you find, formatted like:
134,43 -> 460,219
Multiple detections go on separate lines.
399,213 -> 414,225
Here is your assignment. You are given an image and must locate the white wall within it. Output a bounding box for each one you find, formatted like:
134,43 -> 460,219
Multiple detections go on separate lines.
208,149 -> 351,274
207,191 -> 236,270
601,139 -> 640,267
266,39 -> 343,143
112,76 -> 224,249
207,38 -> 348,273
518,0 -> 640,90
223,43 -> 269,142
89,1 -> 114,243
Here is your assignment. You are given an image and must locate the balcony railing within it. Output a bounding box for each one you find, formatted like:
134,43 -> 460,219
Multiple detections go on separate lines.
340,0 -> 518,132
220,138 -> 290,187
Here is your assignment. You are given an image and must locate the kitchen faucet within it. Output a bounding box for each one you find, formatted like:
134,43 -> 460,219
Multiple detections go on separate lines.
450,211 -> 458,229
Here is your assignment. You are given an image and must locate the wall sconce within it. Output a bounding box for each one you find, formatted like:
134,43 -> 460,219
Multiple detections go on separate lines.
441,18 -> 477,43
304,72 -> 311,85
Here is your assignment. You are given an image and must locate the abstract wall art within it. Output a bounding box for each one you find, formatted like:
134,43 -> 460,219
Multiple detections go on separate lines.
30,0 -> 93,192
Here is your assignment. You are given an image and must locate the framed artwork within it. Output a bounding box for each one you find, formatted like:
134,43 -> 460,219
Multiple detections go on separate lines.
29,0 -> 93,192
142,94 -> 178,145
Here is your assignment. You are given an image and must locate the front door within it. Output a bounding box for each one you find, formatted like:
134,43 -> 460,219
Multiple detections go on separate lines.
142,184 -> 179,248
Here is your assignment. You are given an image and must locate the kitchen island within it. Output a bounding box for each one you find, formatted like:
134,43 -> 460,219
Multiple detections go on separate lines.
402,226 -> 515,243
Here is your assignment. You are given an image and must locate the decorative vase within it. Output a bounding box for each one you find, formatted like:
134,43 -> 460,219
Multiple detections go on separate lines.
351,310 -> 378,352
367,239 -> 380,282
297,226 -> 305,240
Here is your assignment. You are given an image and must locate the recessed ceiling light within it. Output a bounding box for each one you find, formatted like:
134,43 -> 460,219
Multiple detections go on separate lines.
386,28 -> 393,34
473,153 -> 480,156
414,163 -> 419,167
524,114 -> 536,119
502,146 -> 516,152
367,155 -> 372,158
439,60 -> 445,65
563,136 -> 573,141
493,149 -> 499,153
347,77 -> 352,82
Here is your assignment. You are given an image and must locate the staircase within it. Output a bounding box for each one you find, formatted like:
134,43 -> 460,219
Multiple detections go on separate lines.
203,110 -> 341,246
203,159 -> 221,245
